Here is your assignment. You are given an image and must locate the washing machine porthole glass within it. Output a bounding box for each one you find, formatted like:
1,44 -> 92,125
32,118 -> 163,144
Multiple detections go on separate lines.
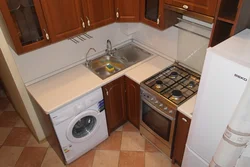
72,116 -> 97,138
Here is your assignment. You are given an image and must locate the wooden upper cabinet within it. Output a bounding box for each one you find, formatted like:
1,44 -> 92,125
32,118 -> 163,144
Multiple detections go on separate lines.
81,0 -> 115,30
141,0 -> 165,29
166,0 -> 218,17
0,0 -> 50,54
40,0 -> 84,42
102,76 -> 127,134
125,77 -> 140,129
115,0 -> 140,22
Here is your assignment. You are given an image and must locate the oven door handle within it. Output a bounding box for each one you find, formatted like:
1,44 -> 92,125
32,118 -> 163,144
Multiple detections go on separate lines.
142,98 -> 175,121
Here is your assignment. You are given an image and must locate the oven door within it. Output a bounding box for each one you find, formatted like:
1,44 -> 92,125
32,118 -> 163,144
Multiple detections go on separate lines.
141,98 -> 175,148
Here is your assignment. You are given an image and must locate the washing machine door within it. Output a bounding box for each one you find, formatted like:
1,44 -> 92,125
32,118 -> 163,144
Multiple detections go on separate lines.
66,110 -> 101,143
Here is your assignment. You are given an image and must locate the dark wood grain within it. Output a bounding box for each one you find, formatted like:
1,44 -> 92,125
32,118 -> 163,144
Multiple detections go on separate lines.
102,76 -> 127,134
125,77 -> 140,129
172,112 -> 191,166
115,0 -> 140,22
40,0 -> 84,42
81,0 -> 115,30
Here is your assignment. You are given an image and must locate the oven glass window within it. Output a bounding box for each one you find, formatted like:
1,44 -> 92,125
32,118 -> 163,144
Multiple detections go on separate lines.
142,101 -> 171,141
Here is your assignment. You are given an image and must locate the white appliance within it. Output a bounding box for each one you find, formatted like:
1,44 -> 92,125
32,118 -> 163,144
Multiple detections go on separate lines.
182,29 -> 250,167
50,88 -> 108,164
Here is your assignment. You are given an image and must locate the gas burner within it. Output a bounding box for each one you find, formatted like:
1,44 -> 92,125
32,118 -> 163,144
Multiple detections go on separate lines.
169,72 -> 178,79
155,80 -> 163,89
172,90 -> 183,100
187,81 -> 196,88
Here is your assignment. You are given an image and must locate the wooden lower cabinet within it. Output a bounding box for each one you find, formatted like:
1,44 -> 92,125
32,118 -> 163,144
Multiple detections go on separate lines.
102,76 -> 127,134
125,77 -> 140,129
172,112 -> 191,166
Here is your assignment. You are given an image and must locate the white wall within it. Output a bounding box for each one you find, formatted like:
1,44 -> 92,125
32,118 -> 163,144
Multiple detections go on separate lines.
12,23 -> 132,84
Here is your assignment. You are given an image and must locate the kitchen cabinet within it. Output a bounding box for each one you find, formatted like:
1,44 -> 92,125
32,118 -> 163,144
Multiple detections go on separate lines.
165,0 -> 218,17
140,0 -> 165,29
0,0 -> 50,54
81,0 -> 115,30
40,0 -> 84,42
125,77 -> 140,129
115,0 -> 140,22
172,112 -> 191,166
102,76 -> 127,134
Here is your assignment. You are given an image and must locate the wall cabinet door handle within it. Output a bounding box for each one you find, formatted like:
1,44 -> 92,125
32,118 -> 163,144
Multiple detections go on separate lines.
116,8 -> 119,19
86,16 -> 91,27
43,29 -> 49,40
81,17 -> 86,29
157,15 -> 161,25
183,5 -> 189,9
182,118 -> 188,123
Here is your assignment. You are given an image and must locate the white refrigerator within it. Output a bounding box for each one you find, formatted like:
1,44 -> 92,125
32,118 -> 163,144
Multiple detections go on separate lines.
182,29 -> 250,167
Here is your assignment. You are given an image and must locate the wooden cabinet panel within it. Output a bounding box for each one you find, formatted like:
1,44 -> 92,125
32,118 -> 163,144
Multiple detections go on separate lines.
102,76 -> 127,134
0,0 -> 50,54
167,0 -> 218,17
140,0 -> 165,29
82,0 -> 115,30
125,77 -> 140,129
115,0 -> 140,22
40,0 -> 84,42
172,112 -> 191,166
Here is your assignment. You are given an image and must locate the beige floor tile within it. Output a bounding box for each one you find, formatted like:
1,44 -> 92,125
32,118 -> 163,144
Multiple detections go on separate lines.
92,150 -> 119,167
15,147 -> 48,167
121,132 -> 145,151
3,103 -> 15,111
119,151 -> 145,167
0,146 -> 23,167
145,152 -> 172,167
115,125 -> 123,132
0,127 -> 12,145
15,119 -> 27,127
26,135 -> 50,147
68,150 -> 95,167
145,140 -> 159,152
0,111 -> 20,127
95,131 -> 122,150
123,122 -> 138,132
41,148 -> 65,167
4,127 -> 31,146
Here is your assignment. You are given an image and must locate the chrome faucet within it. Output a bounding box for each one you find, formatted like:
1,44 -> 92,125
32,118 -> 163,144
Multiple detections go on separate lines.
85,48 -> 96,67
106,39 -> 114,55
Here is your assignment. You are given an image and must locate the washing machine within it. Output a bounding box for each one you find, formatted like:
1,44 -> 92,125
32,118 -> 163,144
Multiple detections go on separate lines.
49,88 -> 108,164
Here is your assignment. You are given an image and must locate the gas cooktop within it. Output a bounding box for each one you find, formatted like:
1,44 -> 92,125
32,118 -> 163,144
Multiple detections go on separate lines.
141,63 -> 200,106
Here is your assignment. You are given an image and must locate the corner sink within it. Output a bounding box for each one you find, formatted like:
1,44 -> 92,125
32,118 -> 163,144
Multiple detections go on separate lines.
86,44 -> 152,80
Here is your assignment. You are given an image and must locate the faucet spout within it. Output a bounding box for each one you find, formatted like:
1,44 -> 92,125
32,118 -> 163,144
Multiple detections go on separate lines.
85,48 -> 96,67
106,40 -> 113,55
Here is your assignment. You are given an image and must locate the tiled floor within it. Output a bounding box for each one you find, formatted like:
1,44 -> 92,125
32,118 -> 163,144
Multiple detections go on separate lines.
0,90 -> 179,167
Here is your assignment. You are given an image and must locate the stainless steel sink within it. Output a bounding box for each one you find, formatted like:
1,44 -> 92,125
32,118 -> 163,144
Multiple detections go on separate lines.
86,44 -> 152,80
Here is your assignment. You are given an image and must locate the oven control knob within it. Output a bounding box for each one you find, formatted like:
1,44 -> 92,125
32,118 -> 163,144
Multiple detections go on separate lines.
155,101 -> 159,104
159,104 -> 163,108
164,107 -> 168,111
169,110 -> 173,114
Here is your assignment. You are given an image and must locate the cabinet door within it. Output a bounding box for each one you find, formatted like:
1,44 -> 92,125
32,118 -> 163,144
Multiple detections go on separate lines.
172,112 -> 191,165
0,0 -> 50,54
40,0 -> 84,42
102,76 -> 127,134
81,0 -> 115,30
170,0 -> 218,17
115,0 -> 140,22
140,0 -> 165,29
125,77 -> 140,129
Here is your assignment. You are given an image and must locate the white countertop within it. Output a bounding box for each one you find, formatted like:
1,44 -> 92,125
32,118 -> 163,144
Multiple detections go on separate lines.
27,54 -> 173,114
177,95 -> 197,119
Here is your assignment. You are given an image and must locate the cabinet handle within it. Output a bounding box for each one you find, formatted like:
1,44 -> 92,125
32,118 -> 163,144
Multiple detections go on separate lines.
43,29 -> 49,40
157,15 -> 161,25
86,16 -> 91,27
81,17 -> 86,29
105,88 -> 109,96
182,118 -> 188,123
183,5 -> 189,9
116,8 -> 119,19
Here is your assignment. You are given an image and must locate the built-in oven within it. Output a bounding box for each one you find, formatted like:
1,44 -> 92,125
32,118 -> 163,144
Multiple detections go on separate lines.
140,88 -> 176,157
